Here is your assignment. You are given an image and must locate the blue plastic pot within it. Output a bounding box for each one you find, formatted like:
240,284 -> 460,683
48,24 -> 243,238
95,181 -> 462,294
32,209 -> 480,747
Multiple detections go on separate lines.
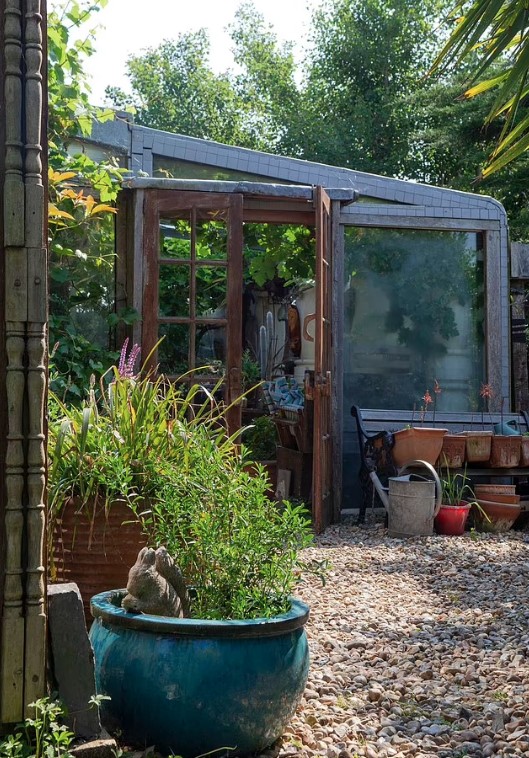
89,590 -> 310,757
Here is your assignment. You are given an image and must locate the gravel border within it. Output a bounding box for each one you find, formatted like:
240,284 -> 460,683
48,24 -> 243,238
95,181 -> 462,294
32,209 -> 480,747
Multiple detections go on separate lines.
258,523 -> 529,758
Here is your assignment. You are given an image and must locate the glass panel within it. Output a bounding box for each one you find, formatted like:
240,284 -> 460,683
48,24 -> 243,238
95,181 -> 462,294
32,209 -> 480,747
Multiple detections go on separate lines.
153,155 -> 296,184
158,323 -> 190,375
195,324 -> 227,372
158,264 -> 190,317
342,228 -> 485,413
196,213 -> 228,260
160,216 -> 191,259
196,266 -> 227,318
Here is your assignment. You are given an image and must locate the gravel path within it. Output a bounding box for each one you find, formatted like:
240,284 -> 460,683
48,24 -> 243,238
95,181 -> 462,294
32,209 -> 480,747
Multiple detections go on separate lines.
263,523 -> 529,758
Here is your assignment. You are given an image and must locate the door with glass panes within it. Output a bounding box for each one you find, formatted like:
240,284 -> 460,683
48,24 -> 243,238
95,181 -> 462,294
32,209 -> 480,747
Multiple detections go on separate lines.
142,190 -> 243,434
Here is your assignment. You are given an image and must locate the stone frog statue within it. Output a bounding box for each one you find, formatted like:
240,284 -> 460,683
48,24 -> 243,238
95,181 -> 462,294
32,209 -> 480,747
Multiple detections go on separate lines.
122,546 -> 190,617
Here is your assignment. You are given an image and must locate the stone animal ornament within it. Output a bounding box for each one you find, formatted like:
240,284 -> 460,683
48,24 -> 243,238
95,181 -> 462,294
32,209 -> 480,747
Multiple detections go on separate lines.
122,546 -> 190,617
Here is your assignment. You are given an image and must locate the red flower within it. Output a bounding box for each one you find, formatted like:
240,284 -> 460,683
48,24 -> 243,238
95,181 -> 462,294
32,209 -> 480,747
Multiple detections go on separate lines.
434,379 -> 442,395
423,390 -> 433,406
480,383 -> 493,399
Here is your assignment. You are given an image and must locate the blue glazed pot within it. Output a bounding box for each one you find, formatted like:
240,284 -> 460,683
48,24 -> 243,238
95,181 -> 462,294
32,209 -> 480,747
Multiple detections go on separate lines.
89,590 -> 310,757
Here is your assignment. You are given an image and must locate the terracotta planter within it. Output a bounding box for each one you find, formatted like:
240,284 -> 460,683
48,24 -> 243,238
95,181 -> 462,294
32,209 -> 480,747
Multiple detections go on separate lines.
435,502 -> 471,536
474,483 -> 516,496
50,497 -> 146,621
464,431 -> 492,463
521,436 -> 529,466
438,435 -> 466,468
473,499 -> 521,533
473,491 -> 520,505
391,427 -> 447,468
489,435 -> 521,468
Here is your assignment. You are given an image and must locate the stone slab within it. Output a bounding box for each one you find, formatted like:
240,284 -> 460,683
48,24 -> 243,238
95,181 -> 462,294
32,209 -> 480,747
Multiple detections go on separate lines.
71,738 -> 118,758
48,583 -> 101,740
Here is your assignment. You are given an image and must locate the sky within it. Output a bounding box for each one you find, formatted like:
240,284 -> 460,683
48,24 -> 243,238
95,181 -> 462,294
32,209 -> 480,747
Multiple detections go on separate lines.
71,0 -> 320,105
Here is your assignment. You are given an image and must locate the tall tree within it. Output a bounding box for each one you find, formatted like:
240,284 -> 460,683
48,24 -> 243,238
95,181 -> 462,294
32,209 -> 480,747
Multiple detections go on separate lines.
299,0 -> 451,175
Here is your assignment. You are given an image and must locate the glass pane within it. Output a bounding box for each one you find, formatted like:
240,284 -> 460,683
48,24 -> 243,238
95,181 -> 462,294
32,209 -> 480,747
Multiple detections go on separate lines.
159,265 -> 190,317
195,324 -> 226,372
196,266 -> 227,318
158,323 -> 190,375
196,214 -> 228,260
342,228 -> 485,413
160,217 -> 191,259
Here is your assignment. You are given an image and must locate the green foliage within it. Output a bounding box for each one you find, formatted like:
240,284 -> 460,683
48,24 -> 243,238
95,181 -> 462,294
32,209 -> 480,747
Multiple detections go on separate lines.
440,467 -> 476,506
241,349 -> 261,391
48,361 -> 235,515
431,0 -> 529,176
244,224 -> 315,286
138,458 -> 314,620
241,415 -> 278,461
49,352 -> 316,621
0,697 -> 74,758
48,1 -> 130,403
301,0 -> 451,175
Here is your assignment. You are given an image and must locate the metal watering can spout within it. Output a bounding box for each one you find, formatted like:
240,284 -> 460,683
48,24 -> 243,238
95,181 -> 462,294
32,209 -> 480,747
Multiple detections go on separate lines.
369,469 -> 390,510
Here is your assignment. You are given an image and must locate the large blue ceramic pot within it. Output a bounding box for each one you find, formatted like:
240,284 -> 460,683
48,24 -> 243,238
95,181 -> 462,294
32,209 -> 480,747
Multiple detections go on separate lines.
89,590 -> 310,757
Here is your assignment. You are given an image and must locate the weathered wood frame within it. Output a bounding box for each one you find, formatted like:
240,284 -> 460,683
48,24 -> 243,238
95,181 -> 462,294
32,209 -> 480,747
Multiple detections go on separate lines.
116,181 -> 356,529
332,215 -> 506,514
1,0 -> 47,721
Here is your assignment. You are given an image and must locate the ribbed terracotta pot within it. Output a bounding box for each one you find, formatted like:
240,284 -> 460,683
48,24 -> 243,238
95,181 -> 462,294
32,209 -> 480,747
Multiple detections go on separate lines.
50,497 -> 146,621
520,436 -> 529,466
489,435 -> 521,468
464,431 -> 492,463
438,435 -> 466,468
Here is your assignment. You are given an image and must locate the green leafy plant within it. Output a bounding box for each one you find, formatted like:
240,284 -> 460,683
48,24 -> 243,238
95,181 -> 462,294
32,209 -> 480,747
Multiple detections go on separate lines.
440,467 -> 477,506
0,697 -> 74,757
136,447 -> 314,620
49,346 -> 317,620
241,415 -> 278,461
241,349 -> 262,392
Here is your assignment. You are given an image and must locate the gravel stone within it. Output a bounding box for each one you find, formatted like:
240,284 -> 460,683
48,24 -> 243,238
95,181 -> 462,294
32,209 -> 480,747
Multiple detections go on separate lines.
258,525 -> 529,757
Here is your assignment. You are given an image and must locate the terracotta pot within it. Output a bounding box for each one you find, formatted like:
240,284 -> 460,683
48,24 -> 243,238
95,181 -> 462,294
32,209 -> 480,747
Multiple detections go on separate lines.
464,431 -> 492,463
473,499 -> 521,533
473,491 -> 520,505
434,502 -> 471,536
50,497 -> 147,621
391,427 -> 448,468
521,436 -> 529,466
438,435 -> 466,468
489,435 -> 521,468
474,483 -> 516,496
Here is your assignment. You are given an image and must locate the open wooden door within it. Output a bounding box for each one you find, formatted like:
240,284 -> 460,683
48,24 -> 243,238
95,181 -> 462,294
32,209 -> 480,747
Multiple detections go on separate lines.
313,187 -> 333,533
142,190 -> 243,434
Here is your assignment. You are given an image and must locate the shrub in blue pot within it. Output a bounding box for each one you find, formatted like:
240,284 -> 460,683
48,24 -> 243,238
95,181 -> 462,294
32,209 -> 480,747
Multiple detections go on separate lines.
88,381 -> 320,757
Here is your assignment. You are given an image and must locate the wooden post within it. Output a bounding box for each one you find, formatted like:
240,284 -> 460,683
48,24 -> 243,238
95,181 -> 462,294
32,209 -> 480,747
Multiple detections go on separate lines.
0,0 -> 47,722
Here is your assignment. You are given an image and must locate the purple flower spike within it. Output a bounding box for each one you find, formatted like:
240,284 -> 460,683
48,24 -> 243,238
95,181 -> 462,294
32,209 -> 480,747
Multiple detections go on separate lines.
118,338 -> 129,377
118,339 -> 141,378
